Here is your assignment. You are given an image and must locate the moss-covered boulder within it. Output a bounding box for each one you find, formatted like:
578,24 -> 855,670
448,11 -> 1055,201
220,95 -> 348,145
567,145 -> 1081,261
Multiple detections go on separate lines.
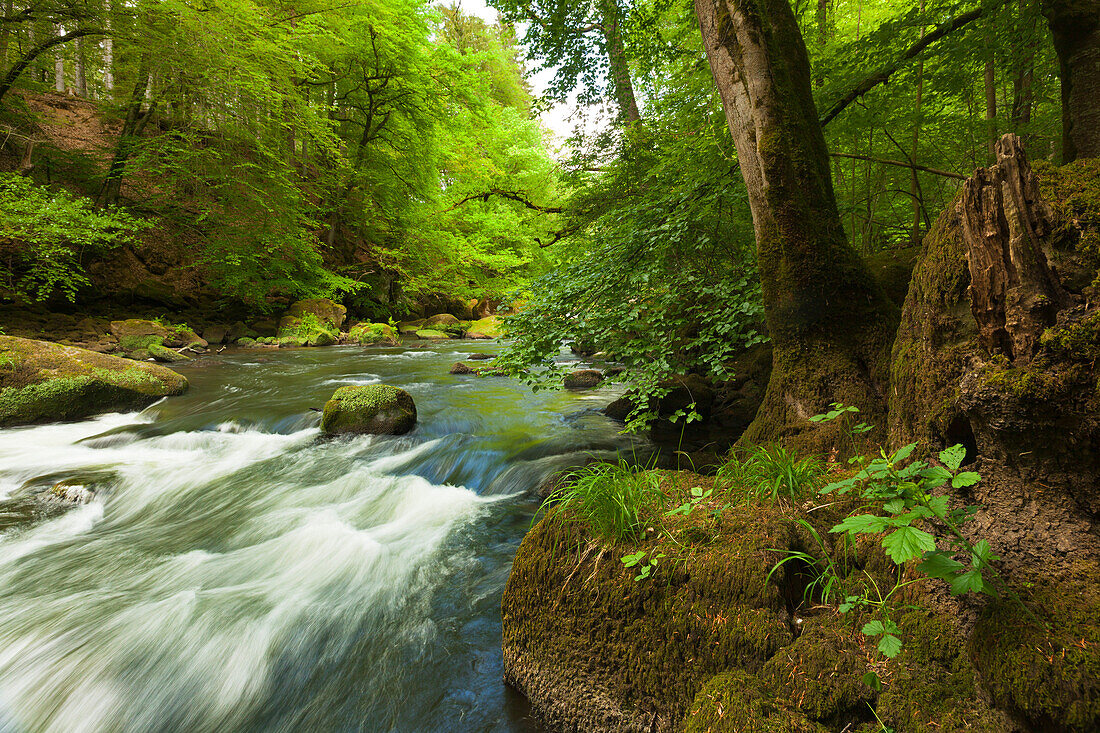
415,329 -> 451,340
347,322 -> 399,346
466,315 -> 503,339
276,299 -> 345,346
0,336 -> 188,426
148,342 -> 190,363
284,298 -> 347,329
397,319 -> 424,335
320,384 -> 417,435
450,362 -> 475,375
109,318 -> 206,354
424,313 -> 460,327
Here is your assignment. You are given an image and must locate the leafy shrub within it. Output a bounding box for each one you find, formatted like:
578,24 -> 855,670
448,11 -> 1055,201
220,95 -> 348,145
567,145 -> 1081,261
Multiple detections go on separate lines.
0,174 -> 149,301
546,459 -> 665,542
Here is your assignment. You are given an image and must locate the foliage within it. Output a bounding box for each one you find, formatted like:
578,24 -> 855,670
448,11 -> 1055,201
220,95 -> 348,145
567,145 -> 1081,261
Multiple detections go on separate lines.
0,174 -> 147,302
544,458 -> 664,543
716,445 -> 826,503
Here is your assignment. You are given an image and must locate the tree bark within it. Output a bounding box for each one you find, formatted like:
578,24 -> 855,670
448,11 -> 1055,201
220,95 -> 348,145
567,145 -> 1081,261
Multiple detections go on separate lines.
962,133 -> 1068,363
97,64 -> 153,208
695,0 -> 898,446
1042,0 -> 1100,161
598,0 -> 640,123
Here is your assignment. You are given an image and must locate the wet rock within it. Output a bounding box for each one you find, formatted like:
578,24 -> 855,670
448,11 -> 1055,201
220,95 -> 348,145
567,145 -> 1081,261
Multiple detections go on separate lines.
469,353 -> 495,361
563,369 -> 603,389
0,336 -> 188,426
148,343 -> 191,363
424,313 -> 460,327
450,362 -> 475,375
202,324 -> 229,344
466,316 -> 503,339
321,385 -> 417,435
347,322 -> 399,346
41,481 -> 95,505
397,319 -> 424,335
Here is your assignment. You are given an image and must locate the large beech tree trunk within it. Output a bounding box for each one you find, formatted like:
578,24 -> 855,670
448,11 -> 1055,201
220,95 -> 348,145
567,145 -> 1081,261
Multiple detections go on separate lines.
1043,0 -> 1100,161
695,0 -> 897,446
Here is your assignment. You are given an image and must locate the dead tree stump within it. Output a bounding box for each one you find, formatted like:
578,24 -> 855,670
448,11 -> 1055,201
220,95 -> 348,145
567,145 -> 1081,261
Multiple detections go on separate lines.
961,133 -> 1068,363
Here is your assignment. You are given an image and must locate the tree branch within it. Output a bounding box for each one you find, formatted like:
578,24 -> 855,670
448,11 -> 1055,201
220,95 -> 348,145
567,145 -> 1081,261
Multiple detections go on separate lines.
830,152 -> 966,180
0,27 -> 106,104
445,188 -> 564,214
820,4 -> 1000,126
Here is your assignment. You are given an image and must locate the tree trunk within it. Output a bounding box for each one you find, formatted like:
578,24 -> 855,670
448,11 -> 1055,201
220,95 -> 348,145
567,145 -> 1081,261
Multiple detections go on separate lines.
598,0 -> 640,123
1042,0 -> 1100,161
97,65 -> 153,208
694,0 -> 898,447
53,29 -> 65,93
74,37 -> 87,97
911,0 -> 927,244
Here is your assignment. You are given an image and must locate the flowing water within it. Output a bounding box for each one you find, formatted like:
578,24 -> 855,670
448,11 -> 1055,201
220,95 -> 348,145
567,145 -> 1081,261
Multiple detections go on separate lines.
0,342 -> 645,733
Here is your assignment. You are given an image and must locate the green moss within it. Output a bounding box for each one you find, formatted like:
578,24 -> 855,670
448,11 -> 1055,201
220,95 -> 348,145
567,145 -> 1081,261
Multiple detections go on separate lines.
970,563 -> 1100,731
118,333 -> 164,353
415,329 -> 451,339
875,610 -> 1000,732
467,316 -> 504,338
1035,158 -> 1100,288
1041,310 -> 1100,361
683,670 -> 829,732
0,336 -> 187,425
320,384 -> 416,435
347,322 -> 398,346
276,312 -> 339,346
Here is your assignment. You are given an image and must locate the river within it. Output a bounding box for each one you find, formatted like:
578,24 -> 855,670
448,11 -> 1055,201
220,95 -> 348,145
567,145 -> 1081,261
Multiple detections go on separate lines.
0,342 -> 645,732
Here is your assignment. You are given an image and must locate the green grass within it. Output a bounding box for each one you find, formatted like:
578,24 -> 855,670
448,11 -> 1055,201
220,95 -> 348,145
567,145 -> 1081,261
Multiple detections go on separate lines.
716,444 -> 825,503
547,458 -> 665,542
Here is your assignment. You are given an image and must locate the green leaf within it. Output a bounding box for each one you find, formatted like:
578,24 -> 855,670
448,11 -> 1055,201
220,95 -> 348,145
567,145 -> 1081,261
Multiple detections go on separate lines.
862,620 -> 885,636
948,569 -> 986,595
917,551 -> 965,580
891,443 -> 917,463
831,514 -> 890,535
939,444 -> 967,471
883,498 -> 906,515
878,634 -> 903,658
881,526 -> 937,564
927,495 -> 950,518
952,471 -> 981,489
970,540 -> 998,568
862,672 -> 882,691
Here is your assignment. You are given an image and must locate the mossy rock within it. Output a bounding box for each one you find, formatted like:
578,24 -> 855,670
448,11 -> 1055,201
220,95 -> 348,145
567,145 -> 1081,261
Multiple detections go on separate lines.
397,319 -> 424,335
109,319 -> 206,350
347,322 -> 399,346
502,475 -> 811,731
683,670 -> 828,732
969,563 -> 1100,731
424,313 -> 460,327
563,369 -> 603,389
450,362 -> 475,375
148,343 -> 190,363
0,336 -> 188,426
320,384 -> 417,435
466,315 -> 503,339
276,313 -> 339,347
283,298 -> 347,329
415,329 -> 451,340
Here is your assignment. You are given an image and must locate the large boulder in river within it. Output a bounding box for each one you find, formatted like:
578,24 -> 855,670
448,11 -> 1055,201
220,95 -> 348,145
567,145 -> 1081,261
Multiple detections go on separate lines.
424,313 -> 460,327
109,319 -> 206,354
347,322 -> 399,346
320,385 -> 417,435
284,298 -> 346,329
466,316 -> 503,339
276,298 -> 346,346
0,336 -> 188,426
415,329 -> 451,340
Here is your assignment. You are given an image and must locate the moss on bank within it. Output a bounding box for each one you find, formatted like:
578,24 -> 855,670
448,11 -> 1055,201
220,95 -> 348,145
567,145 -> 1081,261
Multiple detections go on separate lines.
0,336 -> 188,425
